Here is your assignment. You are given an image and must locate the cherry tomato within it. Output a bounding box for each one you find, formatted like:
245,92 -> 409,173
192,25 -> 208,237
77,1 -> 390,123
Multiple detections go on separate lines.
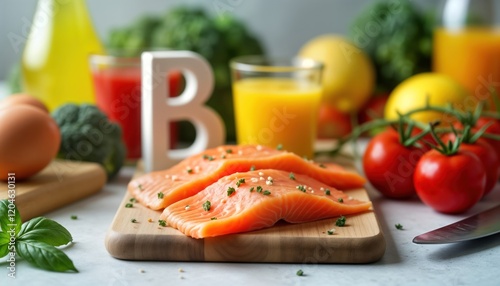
414,149 -> 486,214
474,117 -> 500,161
357,93 -> 388,124
357,93 -> 388,137
363,129 -> 426,199
317,104 -> 352,139
441,133 -> 499,197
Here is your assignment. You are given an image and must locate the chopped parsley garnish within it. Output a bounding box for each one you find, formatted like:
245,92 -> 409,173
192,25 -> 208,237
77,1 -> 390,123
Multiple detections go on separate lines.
325,189 -> 331,196
338,198 -> 343,203
157,192 -> 164,199
250,165 -> 256,171
203,200 -> 211,211
129,198 -> 137,203
296,269 -> 304,276
227,187 -> 236,196
395,223 -> 404,230
289,172 -> 296,180
158,220 -> 167,227
236,178 -> 245,187
327,229 -> 335,235
131,218 -> 137,223
296,185 -> 306,192
226,149 -> 233,154
70,215 -> 78,220
335,216 -> 346,227
211,217 -> 217,220
138,184 -> 144,191
249,187 -> 255,192
263,190 -> 271,196
276,144 -> 283,150
202,154 -> 214,161
125,203 -> 133,208
256,186 -> 263,193
186,167 -> 193,174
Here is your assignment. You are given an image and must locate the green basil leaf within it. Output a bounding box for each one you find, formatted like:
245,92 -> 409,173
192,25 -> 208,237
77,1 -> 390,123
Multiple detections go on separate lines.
17,217 -> 72,247
0,199 -> 22,234
0,232 -> 10,257
16,240 -> 78,272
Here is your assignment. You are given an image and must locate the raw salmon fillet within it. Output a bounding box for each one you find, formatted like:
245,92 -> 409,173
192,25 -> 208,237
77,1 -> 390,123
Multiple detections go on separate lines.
129,145 -> 366,210
161,169 -> 372,238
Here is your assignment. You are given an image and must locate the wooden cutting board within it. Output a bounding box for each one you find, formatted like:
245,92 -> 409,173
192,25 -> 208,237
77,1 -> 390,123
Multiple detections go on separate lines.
0,160 -> 107,221
105,163 -> 385,263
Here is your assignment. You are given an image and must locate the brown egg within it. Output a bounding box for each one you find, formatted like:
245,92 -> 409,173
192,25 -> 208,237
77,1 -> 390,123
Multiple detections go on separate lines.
0,93 -> 49,113
0,105 -> 61,181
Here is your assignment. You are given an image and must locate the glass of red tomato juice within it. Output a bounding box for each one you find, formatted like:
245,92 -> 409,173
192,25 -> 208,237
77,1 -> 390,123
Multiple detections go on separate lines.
89,54 -> 181,160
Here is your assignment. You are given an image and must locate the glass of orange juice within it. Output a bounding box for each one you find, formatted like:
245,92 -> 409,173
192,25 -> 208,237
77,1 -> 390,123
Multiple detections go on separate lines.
433,0 -> 500,107
230,56 -> 323,158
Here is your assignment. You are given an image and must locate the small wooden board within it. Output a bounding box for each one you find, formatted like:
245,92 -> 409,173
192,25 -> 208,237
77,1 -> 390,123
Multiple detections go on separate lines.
0,160 -> 107,221
105,164 -> 385,263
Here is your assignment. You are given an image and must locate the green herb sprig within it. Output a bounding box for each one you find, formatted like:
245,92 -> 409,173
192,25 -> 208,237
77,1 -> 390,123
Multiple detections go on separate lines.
335,215 -> 347,227
0,199 -> 78,273
203,201 -> 211,211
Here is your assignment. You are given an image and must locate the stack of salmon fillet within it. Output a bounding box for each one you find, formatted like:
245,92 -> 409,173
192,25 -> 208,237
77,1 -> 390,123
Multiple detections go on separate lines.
128,145 -> 371,239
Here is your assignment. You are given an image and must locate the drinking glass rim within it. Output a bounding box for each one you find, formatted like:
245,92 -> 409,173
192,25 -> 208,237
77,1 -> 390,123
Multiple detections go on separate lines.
89,48 -> 176,67
89,54 -> 141,67
230,55 -> 323,73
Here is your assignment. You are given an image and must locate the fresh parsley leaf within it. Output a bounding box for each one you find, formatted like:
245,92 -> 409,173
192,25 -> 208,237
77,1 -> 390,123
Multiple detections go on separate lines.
17,217 -> 73,247
16,239 -> 78,272
395,223 -> 404,230
335,215 -> 346,227
0,199 -> 21,235
203,201 -> 211,211
296,269 -> 304,276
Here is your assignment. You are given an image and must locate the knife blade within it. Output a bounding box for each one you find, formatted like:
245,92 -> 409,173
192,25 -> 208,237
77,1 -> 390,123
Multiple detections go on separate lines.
413,204 -> 500,244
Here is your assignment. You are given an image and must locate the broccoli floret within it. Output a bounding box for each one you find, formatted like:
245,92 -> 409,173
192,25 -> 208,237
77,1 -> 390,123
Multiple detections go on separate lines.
52,104 -> 126,179
106,6 -> 265,141
349,1 -> 434,92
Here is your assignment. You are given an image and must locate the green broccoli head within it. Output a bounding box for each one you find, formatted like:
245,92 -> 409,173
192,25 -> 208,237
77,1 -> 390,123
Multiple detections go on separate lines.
350,0 -> 434,92
151,7 -> 224,61
52,104 -> 126,179
105,5 -> 265,141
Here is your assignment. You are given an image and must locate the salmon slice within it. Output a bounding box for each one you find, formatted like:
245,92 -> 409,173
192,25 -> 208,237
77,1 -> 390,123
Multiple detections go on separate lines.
161,169 -> 372,239
129,145 -> 366,210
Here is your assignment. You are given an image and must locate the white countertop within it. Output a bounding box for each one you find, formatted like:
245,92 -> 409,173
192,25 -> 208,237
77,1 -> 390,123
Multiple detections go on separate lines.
4,158 -> 500,286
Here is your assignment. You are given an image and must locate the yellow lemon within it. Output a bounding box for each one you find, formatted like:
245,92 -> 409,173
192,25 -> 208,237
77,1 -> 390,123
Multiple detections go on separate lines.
298,35 -> 375,113
384,73 -> 472,125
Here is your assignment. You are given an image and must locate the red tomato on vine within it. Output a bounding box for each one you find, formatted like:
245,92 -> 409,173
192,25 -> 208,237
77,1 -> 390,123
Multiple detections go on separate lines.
414,149 -> 486,214
363,128 -> 427,199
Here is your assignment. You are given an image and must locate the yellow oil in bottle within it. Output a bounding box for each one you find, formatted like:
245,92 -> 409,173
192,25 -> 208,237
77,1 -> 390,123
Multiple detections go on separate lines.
22,0 -> 104,111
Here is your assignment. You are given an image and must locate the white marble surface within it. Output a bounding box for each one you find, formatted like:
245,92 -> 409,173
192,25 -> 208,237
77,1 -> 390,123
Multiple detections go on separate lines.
3,158 -> 500,286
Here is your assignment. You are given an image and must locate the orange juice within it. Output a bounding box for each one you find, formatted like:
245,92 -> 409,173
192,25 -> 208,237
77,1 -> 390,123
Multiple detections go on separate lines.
433,27 -> 500,106
233,78 -> 322,158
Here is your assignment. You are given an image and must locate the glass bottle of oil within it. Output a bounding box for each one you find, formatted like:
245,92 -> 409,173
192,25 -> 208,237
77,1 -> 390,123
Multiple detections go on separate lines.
21,0 -> 104,111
